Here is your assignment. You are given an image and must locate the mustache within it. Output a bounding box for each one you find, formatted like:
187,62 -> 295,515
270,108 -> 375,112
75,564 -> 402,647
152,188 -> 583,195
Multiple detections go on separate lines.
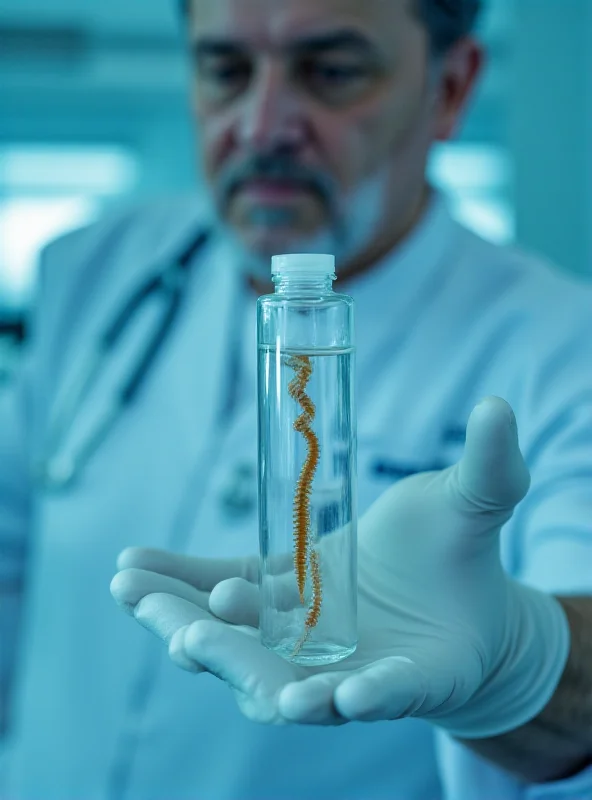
216,153 -> 337,207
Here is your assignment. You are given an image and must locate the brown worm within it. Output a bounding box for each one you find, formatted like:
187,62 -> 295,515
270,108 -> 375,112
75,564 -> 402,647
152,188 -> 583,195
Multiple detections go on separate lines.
287,356 -> 318,599
305,547 -> 323,630
292,546 -> 323,657
286,355 -> 323,650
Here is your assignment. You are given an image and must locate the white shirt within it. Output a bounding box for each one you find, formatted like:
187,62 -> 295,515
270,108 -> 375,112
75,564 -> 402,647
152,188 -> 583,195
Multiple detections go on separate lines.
1,193 -> 592,800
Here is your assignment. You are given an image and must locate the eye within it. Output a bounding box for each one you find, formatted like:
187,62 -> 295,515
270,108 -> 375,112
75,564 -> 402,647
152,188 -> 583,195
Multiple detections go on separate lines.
297,58 -> 373,103
201,60 -> 251,82
195,55 -> 253,102
306,63 -> 367,84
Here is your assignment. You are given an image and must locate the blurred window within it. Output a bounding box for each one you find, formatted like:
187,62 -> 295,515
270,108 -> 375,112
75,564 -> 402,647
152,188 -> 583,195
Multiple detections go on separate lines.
0,144 -> 138,309
429,143 -> 514,245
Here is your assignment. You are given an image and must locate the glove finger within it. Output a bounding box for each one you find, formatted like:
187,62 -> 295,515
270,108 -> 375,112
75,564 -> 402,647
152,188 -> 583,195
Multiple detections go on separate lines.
456,396 -> 530,514
133,592 -> 213,644
278,673 -> 349,725
209,578 -> 259,626
169,625 -> 205,674
334,657 -> 427,722
111,568 -> 210,615
183,620 -> 299,723
210,574 -> 300,626
116,548 -> 260,590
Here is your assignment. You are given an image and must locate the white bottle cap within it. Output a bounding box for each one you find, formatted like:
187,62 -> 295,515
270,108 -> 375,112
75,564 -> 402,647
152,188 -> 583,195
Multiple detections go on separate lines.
271,254 -> 336,275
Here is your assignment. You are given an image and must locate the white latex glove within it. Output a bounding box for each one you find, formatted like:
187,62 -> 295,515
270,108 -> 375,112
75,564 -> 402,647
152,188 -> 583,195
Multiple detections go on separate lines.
111,397 -> 569,736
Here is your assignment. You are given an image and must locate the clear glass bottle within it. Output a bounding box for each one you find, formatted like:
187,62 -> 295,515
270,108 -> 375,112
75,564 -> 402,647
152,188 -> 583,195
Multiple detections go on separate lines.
257,254 -> 357,666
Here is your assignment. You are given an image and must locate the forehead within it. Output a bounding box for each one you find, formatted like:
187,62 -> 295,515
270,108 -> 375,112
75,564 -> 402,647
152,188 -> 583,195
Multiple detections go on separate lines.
189,0 -> 417,49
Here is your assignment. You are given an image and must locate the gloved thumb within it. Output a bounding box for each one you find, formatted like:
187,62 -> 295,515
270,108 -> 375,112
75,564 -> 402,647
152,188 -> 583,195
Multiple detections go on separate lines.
455,396 -> 530,514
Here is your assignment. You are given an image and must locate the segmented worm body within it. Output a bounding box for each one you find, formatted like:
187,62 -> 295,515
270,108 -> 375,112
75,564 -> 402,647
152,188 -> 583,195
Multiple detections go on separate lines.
304,548 -> 322,631
286,355 -> 323,651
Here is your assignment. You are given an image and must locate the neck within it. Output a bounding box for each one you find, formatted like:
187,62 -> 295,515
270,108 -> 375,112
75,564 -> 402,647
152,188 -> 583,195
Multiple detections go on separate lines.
247,183 -> 431,296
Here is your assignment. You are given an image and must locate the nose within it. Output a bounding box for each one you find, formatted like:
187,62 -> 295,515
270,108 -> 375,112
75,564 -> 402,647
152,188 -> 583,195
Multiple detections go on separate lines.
237,61 -> 307,152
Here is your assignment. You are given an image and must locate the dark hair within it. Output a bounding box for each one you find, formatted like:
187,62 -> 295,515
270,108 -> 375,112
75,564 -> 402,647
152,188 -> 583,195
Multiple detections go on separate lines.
417,0 -> 482,54
178,0 -> 482,55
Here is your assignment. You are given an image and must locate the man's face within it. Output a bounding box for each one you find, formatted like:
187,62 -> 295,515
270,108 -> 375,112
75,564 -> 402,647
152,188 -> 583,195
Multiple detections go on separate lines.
188,0 -> 448,270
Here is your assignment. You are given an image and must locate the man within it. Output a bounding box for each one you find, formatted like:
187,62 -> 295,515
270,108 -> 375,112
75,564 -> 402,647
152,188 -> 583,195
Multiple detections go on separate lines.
1,0 -> 592,798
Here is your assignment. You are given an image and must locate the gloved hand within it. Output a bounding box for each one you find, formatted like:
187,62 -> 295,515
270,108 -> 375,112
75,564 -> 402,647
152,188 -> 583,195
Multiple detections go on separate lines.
111,397 -> 569,736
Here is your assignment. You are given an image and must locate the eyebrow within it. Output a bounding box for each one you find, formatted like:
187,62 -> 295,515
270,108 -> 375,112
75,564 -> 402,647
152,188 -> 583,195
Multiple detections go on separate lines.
290,30 -> 376,56
193,40 -> 244,59
192,29 -> 377,59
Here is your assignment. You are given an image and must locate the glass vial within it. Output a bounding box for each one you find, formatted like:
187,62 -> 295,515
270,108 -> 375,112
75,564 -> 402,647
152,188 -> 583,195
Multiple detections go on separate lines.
257,254 -> 357,666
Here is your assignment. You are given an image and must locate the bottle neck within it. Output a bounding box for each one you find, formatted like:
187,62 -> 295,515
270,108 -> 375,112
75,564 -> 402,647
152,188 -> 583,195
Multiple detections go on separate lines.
273,272 -> 335,295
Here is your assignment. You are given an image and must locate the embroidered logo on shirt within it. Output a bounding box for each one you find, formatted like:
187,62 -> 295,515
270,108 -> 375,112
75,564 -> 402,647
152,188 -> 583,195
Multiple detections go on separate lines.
442,425 -> 466,444
371,459 -> 447,480
370,425 -> 465,480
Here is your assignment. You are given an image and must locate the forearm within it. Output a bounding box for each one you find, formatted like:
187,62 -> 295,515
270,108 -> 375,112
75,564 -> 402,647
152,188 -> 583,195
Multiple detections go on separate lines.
461,596 -> 592,784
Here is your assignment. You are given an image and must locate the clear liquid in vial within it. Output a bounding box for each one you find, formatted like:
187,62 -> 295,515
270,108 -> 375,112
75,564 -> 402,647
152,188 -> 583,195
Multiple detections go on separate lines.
258,345 -> 357,666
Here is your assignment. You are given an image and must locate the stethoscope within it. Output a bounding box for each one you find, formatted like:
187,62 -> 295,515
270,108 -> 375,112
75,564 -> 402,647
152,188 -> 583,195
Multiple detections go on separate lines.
34,228 -> 212,492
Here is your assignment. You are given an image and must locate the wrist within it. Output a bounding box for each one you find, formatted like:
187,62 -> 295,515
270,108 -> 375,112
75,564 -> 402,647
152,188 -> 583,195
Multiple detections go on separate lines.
434,581 -> 570,739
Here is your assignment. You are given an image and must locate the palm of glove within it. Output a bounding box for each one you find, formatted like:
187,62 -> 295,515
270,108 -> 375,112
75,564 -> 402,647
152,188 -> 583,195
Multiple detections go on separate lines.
111,397 -> 530,727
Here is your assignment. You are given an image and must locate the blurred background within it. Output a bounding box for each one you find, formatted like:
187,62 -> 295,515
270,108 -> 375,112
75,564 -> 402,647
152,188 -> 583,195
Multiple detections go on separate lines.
0,0 -> 591,382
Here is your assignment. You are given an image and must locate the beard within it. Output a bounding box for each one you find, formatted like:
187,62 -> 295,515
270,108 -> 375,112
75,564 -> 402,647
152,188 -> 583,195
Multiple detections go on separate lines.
208,161 -> 391,282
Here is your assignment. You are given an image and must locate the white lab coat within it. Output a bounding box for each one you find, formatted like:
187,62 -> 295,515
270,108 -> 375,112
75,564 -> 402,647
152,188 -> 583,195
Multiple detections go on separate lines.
1,194 -> 592,800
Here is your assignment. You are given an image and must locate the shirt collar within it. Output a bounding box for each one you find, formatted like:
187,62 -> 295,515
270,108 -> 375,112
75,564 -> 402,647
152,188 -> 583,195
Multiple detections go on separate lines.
339,192 -> 460,367
342,191 -> 458,308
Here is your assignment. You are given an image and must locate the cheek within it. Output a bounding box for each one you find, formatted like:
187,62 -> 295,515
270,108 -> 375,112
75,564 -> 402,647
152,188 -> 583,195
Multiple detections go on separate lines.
315,102 -> 425,193
314,117 -> 370,191
192,91 -> 235,178
199,126 -> 218,175
343,81 -> 432,179
197,117 -> 233,180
